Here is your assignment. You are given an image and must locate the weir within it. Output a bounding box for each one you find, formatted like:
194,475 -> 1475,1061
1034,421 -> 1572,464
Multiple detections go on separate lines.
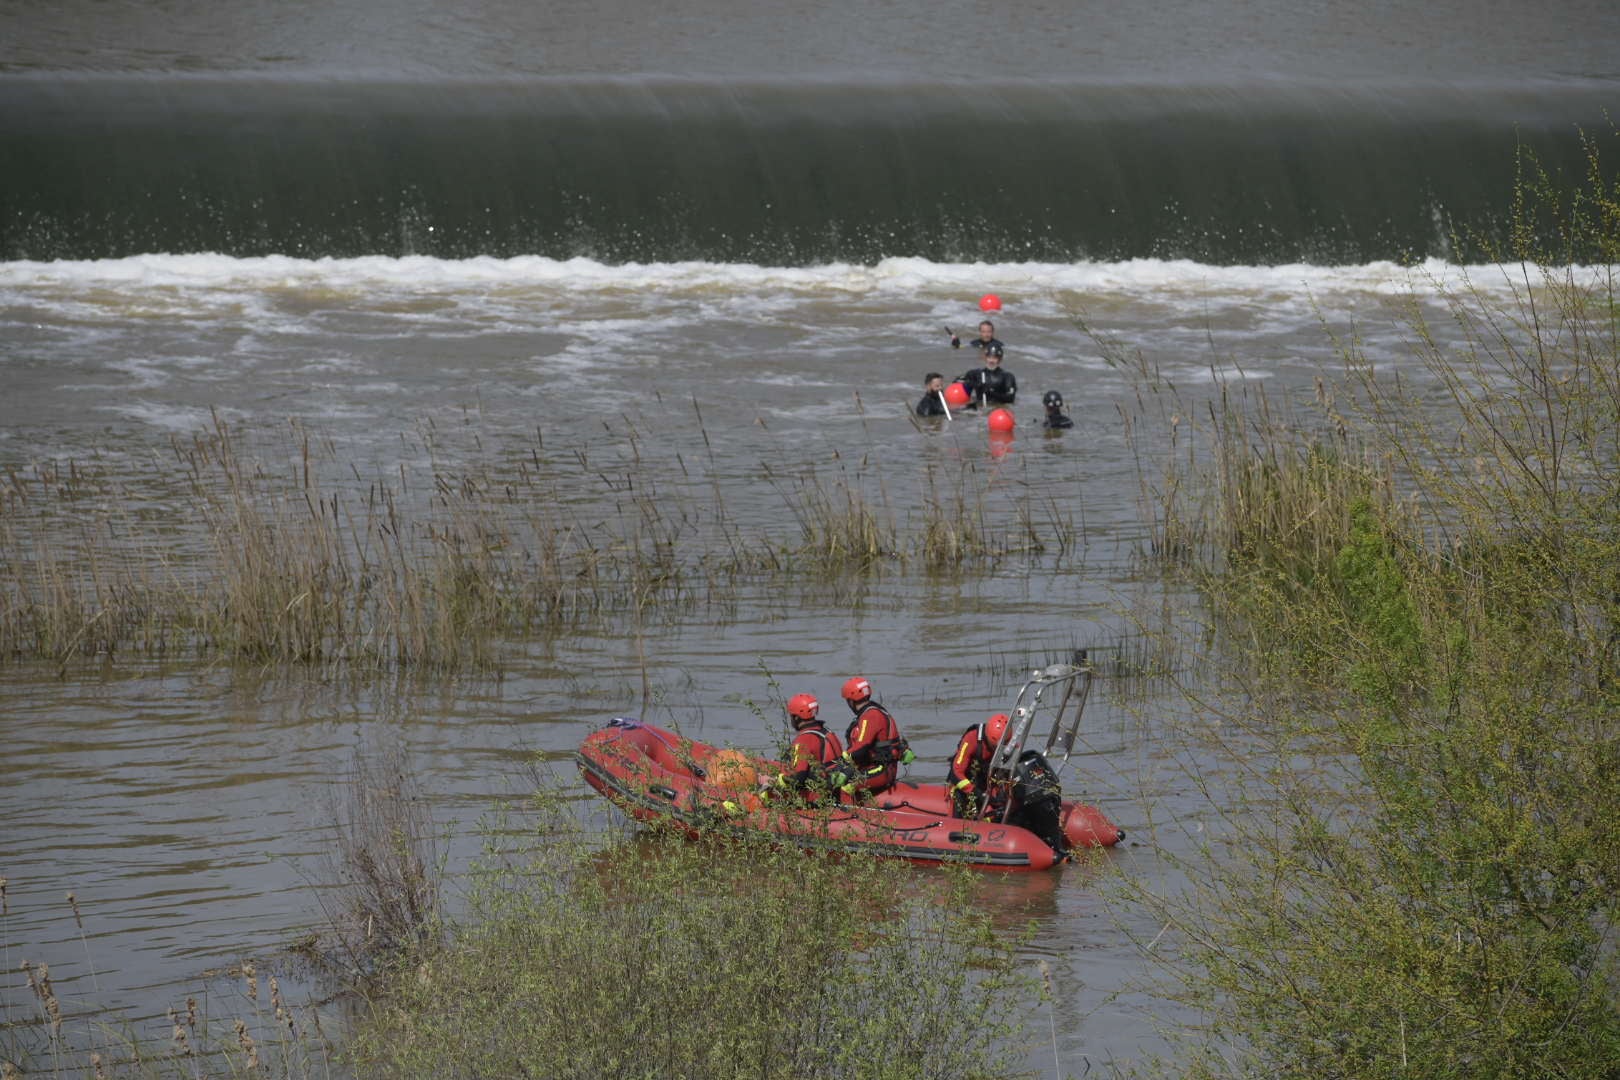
2,75 -> 1612,265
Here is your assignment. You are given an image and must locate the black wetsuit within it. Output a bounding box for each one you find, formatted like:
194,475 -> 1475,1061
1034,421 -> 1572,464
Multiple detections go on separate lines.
1042,412 -> 1073,429
959,366 -> 1017,406
916,392 -> 947,417
956,335 -> 1004,356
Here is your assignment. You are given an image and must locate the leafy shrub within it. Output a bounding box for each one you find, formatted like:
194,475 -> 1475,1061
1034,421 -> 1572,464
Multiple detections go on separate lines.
345,798 -> 1032,1080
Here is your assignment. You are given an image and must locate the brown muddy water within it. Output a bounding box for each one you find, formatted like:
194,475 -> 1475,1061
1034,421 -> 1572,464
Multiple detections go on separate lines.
0,254 -> 1507,1072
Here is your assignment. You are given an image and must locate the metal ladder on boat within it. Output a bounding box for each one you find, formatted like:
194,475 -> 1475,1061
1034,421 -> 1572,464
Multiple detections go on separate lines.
982,649 -> 1094,825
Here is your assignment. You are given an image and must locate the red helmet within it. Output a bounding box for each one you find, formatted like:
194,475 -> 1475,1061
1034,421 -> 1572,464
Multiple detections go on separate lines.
984,713 -> 1010,746
841,676 -> 872,705
787,693 -> 819,722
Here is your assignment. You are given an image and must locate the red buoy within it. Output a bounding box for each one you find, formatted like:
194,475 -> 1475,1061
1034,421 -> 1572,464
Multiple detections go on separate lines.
987,407 -> 1015,432
944,382 -> 970,407
979,294 -> 1002,312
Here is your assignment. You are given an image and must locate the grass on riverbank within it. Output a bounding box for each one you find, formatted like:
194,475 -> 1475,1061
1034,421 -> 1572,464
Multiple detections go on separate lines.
343,792 -> 1034,1080
2,723 -> 1053,1080
1110,136 -> 1620,1078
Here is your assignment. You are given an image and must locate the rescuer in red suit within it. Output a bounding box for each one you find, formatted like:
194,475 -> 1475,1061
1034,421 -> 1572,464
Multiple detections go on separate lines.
947,712 -> 1009,819
836,676 -> 912,798
771,692 -> 845,799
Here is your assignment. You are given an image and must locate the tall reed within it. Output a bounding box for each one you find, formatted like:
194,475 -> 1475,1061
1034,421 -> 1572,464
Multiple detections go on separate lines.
308,740 -> 444,983
1,887 -> 336,1079
3,408 -> 1092,674
1112,134 -> 1620,1078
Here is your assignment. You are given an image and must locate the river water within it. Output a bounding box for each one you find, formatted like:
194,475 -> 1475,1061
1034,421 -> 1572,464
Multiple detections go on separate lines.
2,1 -> 1616,1074
0,253 -> 1562,1072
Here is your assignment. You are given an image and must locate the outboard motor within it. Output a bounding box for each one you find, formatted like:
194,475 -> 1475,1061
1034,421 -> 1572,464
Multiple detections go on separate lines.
1011,749 -> 1069,858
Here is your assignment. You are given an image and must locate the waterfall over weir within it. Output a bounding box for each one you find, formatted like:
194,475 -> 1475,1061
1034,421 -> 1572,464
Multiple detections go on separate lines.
3,75 -> 1613,265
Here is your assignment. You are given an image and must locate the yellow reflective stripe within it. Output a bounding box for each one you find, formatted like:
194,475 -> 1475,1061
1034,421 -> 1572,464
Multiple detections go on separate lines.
952,738 -> 974,773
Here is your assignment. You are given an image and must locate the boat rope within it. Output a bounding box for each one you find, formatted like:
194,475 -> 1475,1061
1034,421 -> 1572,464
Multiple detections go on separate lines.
608,717 -> 709,779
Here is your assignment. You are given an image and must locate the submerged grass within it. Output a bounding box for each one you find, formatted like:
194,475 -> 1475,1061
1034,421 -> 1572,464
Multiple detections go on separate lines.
307,740 -> 445,985
1,407 -> 1083,675
1,892 -> 338,1080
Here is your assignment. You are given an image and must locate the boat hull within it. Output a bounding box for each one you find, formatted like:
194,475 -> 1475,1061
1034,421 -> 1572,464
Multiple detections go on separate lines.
576,719 -> 1122,872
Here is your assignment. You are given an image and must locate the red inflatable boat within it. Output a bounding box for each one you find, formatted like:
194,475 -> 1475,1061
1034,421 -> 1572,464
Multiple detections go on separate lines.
576,660 -> 1122,871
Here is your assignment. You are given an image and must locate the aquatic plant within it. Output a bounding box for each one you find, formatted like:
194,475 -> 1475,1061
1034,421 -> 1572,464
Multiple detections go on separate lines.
307,741 -> 445,984
1,890 -> 337,1079
0,404 -> 1088,675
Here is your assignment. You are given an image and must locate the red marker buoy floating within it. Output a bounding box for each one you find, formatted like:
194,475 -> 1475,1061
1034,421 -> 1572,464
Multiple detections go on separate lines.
944,382 -> 970,407
979,293 -> 1002,312
987,407 -> 1015,432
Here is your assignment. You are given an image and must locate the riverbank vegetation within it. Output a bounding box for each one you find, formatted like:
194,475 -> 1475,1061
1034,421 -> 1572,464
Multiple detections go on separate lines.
1,882 -> 341,1079
342,792 -> 1031,1080
1111,138 -> 1620,1076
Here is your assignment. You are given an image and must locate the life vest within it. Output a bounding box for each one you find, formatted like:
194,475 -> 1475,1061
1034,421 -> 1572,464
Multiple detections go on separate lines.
787,725 -> 844,785
845,703 -> 909,770
947,722 -> 996,786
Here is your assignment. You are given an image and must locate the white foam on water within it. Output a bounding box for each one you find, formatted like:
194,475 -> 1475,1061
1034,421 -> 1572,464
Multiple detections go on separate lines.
2,252 -> 1605,302
752,371 -> 862,390
298,354 -> 373,375
100,400 -> 246,431
103,355 -> 178,390
4,250 -> 1602,448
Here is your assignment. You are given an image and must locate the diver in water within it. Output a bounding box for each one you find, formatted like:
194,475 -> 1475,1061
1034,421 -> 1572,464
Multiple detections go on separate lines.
950,321 -> 1015,406
949,320 -> 1005,358
1041,390 -> 1073,429
915,372 -> 948,417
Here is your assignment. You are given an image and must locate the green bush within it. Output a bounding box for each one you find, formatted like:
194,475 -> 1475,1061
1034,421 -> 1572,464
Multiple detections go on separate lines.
344,800 -> 1033,1080
1123,133 -> 1620,1079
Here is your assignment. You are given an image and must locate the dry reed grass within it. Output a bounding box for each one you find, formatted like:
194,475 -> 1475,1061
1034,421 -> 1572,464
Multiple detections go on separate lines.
2,881 -> 337,1079
2,409 -> 1086,674
1099,135 -> 1620,1077
306,740 -> 443,985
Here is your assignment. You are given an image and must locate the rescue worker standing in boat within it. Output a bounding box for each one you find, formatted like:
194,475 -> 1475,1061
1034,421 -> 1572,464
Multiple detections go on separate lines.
947,712 -> 1009,819
836,676 -> 912,798
770,693 -> 845,799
